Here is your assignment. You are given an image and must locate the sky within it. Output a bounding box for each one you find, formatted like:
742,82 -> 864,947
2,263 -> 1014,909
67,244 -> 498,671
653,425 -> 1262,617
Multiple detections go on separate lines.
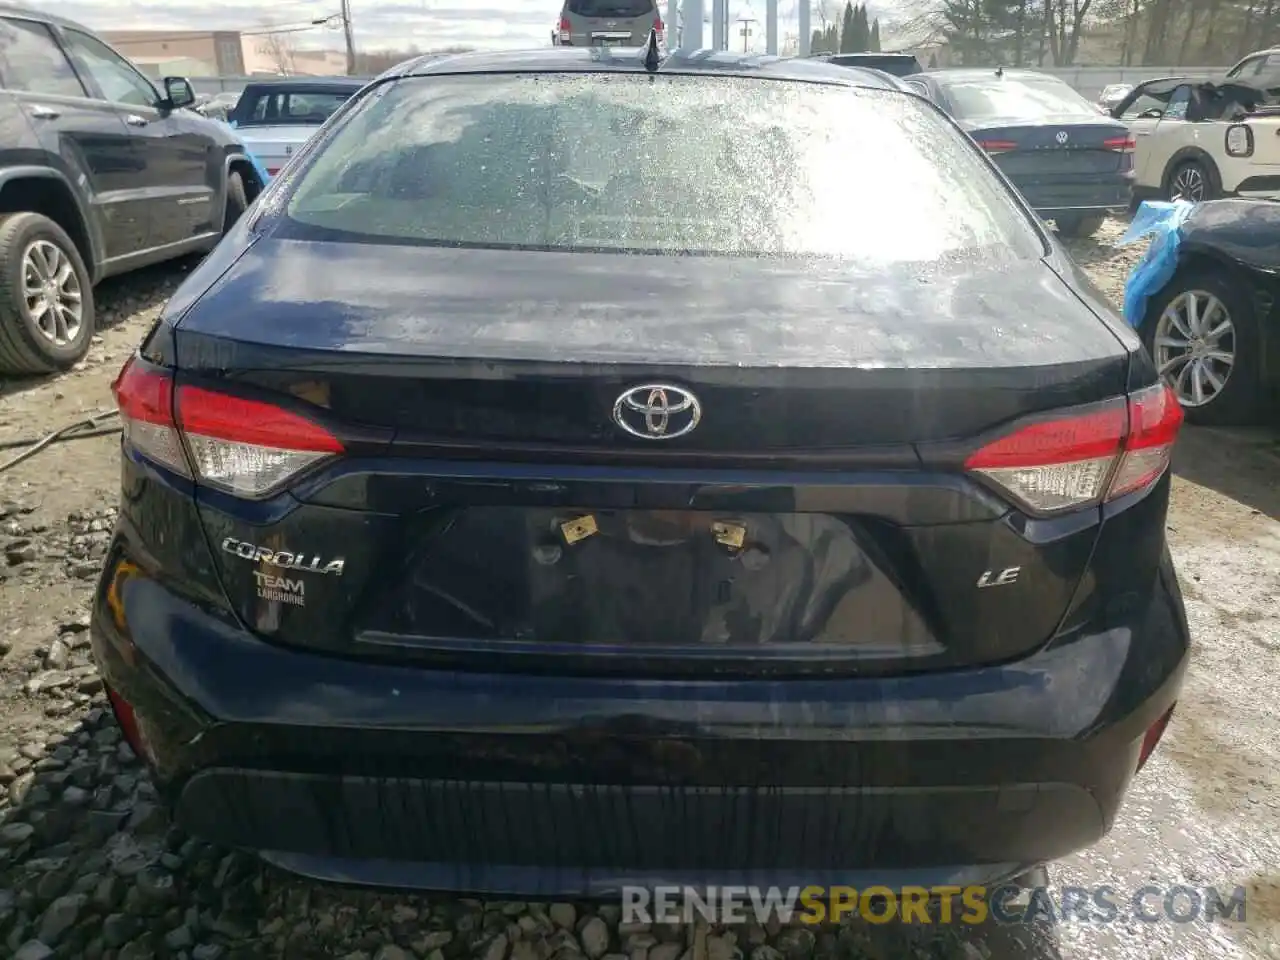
34,0 -> 898,56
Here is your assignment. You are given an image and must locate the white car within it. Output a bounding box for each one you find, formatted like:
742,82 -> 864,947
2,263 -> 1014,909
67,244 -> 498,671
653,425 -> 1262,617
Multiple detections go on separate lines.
1113,76 -> 1280,204
229,78 -> 365,177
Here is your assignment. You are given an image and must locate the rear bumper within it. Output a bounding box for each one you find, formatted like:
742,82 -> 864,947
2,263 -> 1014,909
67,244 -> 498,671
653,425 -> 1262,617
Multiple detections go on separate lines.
1015,174 -> 1133,219
90,533 -> 1190,896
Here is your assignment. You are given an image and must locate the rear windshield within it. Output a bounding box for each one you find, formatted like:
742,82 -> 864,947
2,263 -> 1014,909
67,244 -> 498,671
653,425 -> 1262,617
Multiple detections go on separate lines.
567,0 -> 655,15
282,73 -> 1043,263
826,55 -> 921,76
943,77 -> 1098,120
237,90 -> 353,126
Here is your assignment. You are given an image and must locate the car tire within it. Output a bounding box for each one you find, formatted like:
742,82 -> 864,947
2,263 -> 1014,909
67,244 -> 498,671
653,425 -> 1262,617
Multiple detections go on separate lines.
1055,214 -> 1106,238
0,212 -> 95,376
223,170 -> 248,234
1141,268 -> 1265,426
1164,158 -> 1219,203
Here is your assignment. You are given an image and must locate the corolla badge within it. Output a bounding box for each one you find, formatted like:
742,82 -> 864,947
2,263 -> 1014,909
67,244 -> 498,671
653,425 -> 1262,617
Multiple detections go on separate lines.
612,384 -> 701,440
221,537 -> 345,575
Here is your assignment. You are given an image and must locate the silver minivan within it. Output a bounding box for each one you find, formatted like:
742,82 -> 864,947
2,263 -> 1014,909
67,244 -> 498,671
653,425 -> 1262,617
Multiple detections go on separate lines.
557,0 -> 664,47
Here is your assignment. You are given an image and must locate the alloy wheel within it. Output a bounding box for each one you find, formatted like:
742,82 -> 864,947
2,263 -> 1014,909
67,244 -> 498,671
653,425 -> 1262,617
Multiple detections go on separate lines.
21,238 -> 83,346
1170,165 -> 1205,202
1153,289 -> 1235,407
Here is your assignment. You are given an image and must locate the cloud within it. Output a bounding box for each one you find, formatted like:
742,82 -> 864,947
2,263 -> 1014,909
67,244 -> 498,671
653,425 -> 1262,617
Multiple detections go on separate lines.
30,0 -> 857,55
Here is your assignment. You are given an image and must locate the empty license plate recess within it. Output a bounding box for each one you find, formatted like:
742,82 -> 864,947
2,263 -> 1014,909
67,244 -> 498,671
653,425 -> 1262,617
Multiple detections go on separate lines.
356,506 -> 940,656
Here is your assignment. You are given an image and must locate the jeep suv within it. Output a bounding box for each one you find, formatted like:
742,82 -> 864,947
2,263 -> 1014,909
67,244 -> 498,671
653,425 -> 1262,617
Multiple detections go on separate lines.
557,0 -> 665,47
0,4 -> 263,375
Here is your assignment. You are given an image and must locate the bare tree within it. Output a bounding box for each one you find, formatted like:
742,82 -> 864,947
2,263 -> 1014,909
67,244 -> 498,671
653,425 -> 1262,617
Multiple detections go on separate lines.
256,24 -> 299,75
1043,0 -> 1094,65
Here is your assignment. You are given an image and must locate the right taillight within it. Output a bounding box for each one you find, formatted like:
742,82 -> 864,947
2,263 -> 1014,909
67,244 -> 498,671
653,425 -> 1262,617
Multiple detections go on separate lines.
558,16 -> 572,43
964,383 -> 1183,515
112,356 -> 344,500
977,139 -> 1018,155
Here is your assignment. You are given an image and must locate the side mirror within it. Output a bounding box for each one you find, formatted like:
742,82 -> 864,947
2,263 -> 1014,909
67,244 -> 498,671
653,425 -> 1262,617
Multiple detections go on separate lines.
163,76 -> 196,110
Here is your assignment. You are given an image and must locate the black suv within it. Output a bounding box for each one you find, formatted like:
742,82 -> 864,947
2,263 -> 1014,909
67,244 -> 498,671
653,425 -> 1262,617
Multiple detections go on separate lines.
0,5 -> 264,375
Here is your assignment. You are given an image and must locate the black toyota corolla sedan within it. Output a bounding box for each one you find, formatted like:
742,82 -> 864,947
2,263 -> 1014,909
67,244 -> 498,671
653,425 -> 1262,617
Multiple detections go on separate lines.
92,43 -> 1191,896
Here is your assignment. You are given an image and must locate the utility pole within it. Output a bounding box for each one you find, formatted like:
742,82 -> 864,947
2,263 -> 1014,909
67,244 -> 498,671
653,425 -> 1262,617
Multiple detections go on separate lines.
340,0 -> 356,75
736,17 -> 757,53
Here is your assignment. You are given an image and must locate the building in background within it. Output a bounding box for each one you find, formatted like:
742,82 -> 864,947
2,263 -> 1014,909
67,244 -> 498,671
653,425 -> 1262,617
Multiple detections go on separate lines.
100,30 -> 246,75
241,45 -> 347,76
130,55 -> 213,79
99,28 -> 349,78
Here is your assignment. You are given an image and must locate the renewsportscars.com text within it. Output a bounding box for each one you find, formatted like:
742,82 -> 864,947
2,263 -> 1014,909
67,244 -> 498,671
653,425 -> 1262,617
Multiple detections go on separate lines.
621,884 -> 1253,926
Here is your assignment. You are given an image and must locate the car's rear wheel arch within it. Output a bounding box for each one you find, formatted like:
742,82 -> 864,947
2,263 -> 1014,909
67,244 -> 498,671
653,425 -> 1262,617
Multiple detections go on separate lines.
1161,148 -> 1222,202
1141,255 -> 1267,424
226,156 -> 265,203
0,172 -> 96,281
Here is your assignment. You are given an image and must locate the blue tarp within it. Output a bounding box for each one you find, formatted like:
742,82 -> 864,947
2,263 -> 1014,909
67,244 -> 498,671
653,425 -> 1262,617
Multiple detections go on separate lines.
1116,200 -> 1196,330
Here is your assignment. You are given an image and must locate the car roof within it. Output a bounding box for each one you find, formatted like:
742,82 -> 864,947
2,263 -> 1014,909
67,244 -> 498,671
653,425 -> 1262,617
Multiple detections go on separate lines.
379,46 -> 903,90
914,68 -> 1069,84
241,77 -> 367,90
816,51 -> 918,59
1131,75 -> 1196,89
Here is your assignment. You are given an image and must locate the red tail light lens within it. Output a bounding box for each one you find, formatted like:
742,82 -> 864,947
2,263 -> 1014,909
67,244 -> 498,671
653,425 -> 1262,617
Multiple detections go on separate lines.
1103,134 -> 1136,153
1108,383 -> 1183,499
106,685 -> 151,764
977,139 -> 1018,155
112,359 -> 189,478
113,357 -> 344,499
654,14 -> 665,34
964,383 -> 1183,515
559,16 -> 571,41
1136,705 -> 1175,773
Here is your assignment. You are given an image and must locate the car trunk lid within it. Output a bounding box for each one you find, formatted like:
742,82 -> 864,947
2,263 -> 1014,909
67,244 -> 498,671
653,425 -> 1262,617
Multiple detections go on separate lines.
170,239 -> 1133,676
235,126 -> 319,176
968,119 -> 1134,176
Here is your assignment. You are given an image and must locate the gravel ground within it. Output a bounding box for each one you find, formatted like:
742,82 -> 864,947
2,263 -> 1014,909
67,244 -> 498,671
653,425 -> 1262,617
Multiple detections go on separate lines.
0,221 -> 1278,960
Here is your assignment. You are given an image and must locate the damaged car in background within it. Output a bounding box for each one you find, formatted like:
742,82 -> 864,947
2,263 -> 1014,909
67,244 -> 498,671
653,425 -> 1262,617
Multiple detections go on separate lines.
1125,198 -> 1280,424
1111,76 -> 1280,203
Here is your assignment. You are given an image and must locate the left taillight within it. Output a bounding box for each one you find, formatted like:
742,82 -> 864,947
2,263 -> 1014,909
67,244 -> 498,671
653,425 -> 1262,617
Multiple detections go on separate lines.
1103,134 -> 1136,153
963,383 -> 1184,516
112,357 -> 188,478
113,357 -> 344,499
977,138 -> 1018,155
